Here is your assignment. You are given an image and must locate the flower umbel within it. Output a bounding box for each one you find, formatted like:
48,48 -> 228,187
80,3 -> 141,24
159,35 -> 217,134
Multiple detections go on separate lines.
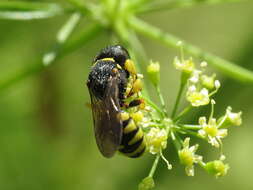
178,138 -> 202,176
139,53 -> 242,188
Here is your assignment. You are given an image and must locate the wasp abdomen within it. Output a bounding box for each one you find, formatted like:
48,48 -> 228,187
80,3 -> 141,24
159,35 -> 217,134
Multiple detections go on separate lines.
119,118 -> 146,158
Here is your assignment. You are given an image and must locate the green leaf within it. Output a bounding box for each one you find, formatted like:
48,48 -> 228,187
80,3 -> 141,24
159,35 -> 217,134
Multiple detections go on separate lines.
0,1 -> 64,20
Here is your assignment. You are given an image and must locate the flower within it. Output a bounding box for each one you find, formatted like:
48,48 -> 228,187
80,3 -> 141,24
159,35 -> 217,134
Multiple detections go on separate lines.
146,128 -> 168,154
205,160 -> 229,178
147,61 -> 160,86
186,85 -> 210,107
198,117 -> 227,148
173,57 -> 195,74
200,74 -> 216,89
178,138 -> 202,176
189,69 -> 202,83
226,106 -> 242,126
218,106 -> 242,128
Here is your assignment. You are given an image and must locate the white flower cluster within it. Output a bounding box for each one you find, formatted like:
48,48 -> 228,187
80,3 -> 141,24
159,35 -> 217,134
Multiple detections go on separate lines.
173,57 -> 221,107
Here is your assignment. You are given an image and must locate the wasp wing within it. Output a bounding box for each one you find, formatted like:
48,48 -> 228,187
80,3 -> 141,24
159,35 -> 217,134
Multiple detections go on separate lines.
88,76 -> 122,158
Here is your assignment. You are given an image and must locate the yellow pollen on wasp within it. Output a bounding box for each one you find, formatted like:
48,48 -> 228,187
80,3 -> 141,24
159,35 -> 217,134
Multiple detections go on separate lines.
132,79 -> 142,93
125,59 -> 137,74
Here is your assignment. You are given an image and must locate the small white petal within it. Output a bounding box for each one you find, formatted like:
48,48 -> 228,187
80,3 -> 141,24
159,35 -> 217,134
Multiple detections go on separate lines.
220,155 -> 226,161
200,88 -> 209,96
200,61 -> 208,67
185,165 -> 195,176
199,117 -> 207,126
198,129 -> 206,137
188,85 -> 196,92
177,41 -> 183,46
214,80 -> 221,89
217,129 -> 228,138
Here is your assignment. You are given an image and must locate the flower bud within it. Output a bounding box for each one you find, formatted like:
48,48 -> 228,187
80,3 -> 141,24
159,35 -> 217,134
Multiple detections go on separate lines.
147,61 -> 160,86
205,160 -> 229,177
138,177 -> 155,190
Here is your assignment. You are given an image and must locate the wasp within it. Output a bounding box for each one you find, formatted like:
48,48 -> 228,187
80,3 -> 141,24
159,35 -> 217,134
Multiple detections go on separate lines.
86,45 -> 146,158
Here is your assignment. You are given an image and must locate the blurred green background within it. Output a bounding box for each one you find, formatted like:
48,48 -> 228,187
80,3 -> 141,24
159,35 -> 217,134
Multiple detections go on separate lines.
0,1 -> 253,190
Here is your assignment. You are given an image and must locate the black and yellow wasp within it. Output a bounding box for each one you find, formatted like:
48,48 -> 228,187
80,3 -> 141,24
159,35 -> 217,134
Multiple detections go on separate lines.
86,45 -> 146,158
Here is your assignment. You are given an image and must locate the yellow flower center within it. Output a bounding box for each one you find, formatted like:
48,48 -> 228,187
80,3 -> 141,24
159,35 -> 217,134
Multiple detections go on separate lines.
204,125 -> 218,137
179,149 -> 194,166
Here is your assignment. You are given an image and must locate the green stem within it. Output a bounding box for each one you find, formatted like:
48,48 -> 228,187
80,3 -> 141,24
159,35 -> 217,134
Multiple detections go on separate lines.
170,131 -> 182,150
173,105 -> 192,122
129,17 -> 253,84
142,96 -> 165,118
179,124 -> 201,130
171,78 -> 186,119
148,154 -> 160,178
0,1 -> 62,11
65,0 -> 92,15
156,86 -> 168,116
43,12 -> 82,66
136,0 -> 244,14
178,128 -> 205,139
0,23 -> 102,92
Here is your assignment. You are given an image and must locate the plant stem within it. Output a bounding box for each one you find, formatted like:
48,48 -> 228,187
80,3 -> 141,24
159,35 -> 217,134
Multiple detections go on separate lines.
156,86 -> 168,116
43,12 -> 82,66
142,96 -> 165,118
171,131 -> 182,150
136,0 -> 244,14
0,23 -> 102,92
179,124 -> 201,130
171,79 -> 186,119
148,154 -> 160,178
57,13 -> 82,43
129,17 -> 253,84
173,105 -> 192,122
0,1 -> 62,11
